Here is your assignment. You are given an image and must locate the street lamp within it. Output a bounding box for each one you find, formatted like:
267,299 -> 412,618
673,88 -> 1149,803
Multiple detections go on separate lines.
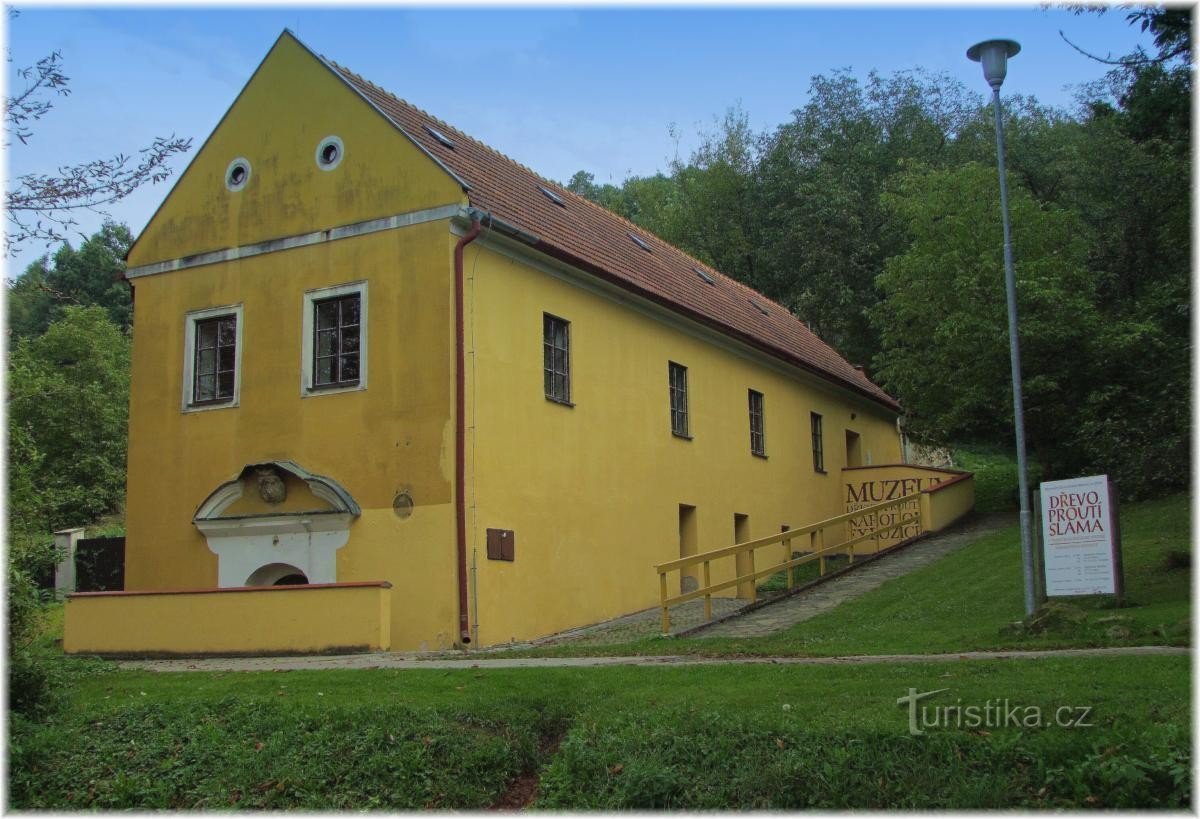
967,38 -> 1037,618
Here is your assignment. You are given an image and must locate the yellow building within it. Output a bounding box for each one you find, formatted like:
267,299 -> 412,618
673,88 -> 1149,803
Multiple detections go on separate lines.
64,31 -> 968,656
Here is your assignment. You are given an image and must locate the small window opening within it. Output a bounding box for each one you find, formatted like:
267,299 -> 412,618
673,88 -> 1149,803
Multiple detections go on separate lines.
424,124 -> 456,149
749,389 -> 766,457
750,298 -> 770,316
628,233 -> 652,252
225,158 -> 251,192
669,361 -> 689,438
315,136 -> 344,171
543,313 -> 571,405
538,185 -> 566,207
693,266 -> 716,285
811,412 -> 825,472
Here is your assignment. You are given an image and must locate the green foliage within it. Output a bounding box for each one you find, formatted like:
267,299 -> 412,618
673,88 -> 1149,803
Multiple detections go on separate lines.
6,227 -> 134,720
8,305 -> 130,528
7,222 -> 134,339
952,445 -> 1043,514
872,163 -> 1094,463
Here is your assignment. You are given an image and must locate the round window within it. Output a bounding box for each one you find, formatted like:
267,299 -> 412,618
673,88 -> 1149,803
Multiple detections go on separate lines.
315,136 -> 344,171
225,157 -> 251,192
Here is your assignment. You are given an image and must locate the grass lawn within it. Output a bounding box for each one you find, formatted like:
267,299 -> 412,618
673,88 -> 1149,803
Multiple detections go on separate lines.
500,493 -> 1190,659
9,654 -> 1191,809
9,494 -> 1190,809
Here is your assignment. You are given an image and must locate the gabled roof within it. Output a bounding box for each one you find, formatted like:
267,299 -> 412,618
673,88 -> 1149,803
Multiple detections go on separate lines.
327,59 -> 900,413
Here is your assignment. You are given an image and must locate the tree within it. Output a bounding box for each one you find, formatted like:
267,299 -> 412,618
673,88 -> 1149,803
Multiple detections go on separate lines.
755,69 -> 981,367
564,170 -> 632,217
871,163 -> 1095,474
4,19 -> 191,255
7,306 -> 131,528
7,222 -> 134,339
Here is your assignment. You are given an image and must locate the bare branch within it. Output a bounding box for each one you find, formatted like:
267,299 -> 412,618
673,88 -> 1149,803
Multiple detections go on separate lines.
5,50 -> 69,146
1058,29 -> 1156,66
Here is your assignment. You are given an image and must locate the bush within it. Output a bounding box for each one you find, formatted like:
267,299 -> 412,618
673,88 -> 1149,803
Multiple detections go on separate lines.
7,536 -> 63,717
949,445 -> 1044,514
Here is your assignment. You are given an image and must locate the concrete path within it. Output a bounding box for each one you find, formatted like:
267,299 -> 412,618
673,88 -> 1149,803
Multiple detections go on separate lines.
693,513 -> 1015,639
120,645 -> 1188,673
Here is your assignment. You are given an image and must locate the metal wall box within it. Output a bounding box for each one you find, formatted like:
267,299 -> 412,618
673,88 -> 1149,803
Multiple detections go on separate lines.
486,528 -> 515,561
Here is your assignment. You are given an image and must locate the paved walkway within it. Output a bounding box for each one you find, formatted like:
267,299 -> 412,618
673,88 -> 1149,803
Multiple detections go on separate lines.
529,597 -> 748,646
693,513 -> 1014,639
120,646 -> 1189,673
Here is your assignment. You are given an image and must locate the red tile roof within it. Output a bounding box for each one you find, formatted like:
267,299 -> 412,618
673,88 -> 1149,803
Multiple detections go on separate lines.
330,61 -> 900,413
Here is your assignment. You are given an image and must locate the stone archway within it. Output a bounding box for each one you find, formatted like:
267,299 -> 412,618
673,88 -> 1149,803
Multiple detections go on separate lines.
193,460 -> 359,588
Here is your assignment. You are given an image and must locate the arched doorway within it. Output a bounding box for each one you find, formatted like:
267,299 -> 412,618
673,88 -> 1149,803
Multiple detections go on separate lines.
245,562 -> 309,587
193,460 -> 360,589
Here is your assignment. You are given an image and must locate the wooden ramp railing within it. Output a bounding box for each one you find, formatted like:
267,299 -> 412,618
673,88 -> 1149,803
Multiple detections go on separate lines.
654,493 -> 923,636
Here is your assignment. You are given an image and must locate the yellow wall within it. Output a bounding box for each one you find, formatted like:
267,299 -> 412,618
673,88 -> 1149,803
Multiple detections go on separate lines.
64,583 -> 391,656
924,475 -> 976,532
462,238 -> 903,646
842,465 -> 973,552
128,32 -> 466,267
125,224 -> 463,651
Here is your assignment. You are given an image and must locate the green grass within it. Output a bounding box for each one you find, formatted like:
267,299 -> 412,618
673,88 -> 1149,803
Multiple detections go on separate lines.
85,510 -> 126,538
497,493 -> 1190,659
10,655 -> 1191,809
952,444 -> 1044,513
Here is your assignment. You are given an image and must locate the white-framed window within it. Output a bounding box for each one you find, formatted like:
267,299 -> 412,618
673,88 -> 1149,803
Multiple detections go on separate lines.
182,304 -> 244,412
301,281 -> 368,396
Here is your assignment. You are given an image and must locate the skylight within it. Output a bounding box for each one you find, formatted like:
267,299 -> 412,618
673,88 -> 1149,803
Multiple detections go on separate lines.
628,233 -> 652,252
423,124 -> 456,149
749,299 -> 770,316
538,185 -> 566,207
693,266 -> 716,286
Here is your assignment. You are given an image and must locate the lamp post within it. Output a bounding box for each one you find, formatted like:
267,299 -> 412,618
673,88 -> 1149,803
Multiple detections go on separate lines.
967,38 -> 1036,618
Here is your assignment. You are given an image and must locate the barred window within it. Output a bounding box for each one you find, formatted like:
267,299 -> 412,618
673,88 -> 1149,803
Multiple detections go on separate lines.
811,412 -> 825,472
313,292 -> 361,388
749,389 -> 765,456
543,314 -> 571,404
669,362 -> 689,437
193,314 -> 237,405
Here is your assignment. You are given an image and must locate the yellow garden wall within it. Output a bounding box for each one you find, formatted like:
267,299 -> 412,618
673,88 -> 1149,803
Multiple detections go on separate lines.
63,582 -> 391,656
842,464 -> 974,552
922,473 -> 976,533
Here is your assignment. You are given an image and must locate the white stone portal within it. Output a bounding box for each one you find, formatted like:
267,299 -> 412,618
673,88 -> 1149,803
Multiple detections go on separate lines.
192,460 -> 360,588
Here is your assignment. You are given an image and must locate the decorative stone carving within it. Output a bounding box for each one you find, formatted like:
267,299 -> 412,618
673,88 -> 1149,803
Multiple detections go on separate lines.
255,466 -> 287,505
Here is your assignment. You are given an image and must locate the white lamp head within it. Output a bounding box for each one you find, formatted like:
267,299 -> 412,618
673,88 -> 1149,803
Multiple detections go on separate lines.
967,39 -> 1021,91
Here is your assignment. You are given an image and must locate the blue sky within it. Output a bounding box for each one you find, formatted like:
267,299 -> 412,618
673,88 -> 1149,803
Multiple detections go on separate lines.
4,4 -> 1158,277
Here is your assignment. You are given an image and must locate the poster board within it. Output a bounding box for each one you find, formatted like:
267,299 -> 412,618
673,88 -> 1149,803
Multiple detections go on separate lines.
1038,475 -> 1123,598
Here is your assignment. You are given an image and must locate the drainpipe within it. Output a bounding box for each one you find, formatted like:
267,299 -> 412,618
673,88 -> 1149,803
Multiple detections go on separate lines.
454,210 -> 483,645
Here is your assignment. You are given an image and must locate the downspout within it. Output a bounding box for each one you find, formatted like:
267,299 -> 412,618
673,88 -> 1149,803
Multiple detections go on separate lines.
454,210 -> 483,645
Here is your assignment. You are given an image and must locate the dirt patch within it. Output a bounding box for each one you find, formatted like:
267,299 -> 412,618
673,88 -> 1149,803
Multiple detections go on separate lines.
489,728 -> 566,811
